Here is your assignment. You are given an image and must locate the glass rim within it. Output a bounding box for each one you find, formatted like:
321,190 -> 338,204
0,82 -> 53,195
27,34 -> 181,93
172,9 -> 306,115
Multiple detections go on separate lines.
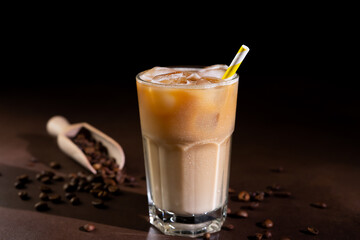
136,66 -> 239,89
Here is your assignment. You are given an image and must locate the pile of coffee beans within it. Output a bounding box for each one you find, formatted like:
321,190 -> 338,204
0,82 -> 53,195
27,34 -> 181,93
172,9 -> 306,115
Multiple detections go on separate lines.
70,127 -> 127,185
15,127 -> 137,215
210,166 -> 325,240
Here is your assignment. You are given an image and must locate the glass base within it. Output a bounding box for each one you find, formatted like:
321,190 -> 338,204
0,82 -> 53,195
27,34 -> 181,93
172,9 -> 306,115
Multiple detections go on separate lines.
148,204 -> 227,238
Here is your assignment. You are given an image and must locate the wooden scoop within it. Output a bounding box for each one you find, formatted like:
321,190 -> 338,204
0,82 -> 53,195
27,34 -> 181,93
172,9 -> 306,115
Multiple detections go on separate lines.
46,116 -> 125,174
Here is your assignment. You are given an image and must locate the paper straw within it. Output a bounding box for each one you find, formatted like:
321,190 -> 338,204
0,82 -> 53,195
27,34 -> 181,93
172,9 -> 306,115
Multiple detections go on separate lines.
222,45 -> 250,79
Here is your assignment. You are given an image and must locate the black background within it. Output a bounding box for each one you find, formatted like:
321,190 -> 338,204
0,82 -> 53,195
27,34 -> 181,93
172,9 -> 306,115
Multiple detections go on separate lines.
3,4 -> 351,88
1,4 -> 358,132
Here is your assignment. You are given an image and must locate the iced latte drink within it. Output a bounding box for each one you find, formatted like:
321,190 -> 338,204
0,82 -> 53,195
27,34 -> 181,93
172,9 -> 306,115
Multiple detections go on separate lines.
136,65 -> 238,237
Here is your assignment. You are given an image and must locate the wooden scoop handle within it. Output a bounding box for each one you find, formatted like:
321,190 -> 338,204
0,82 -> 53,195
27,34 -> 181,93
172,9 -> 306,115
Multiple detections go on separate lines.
46,116 -> 70,137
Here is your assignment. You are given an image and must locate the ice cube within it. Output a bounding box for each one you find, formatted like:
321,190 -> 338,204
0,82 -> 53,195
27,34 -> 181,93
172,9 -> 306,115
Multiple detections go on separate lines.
186,72 -> 201,82
195,78 -> 211,85
200,76 -> 223,83
198,68 -> 226,79
202,64 -> 228,71
153,71 -> 190,84
141,67 -> 177,81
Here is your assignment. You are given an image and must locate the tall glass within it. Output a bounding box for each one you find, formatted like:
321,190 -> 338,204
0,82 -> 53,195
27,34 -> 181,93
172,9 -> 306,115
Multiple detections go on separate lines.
136,67 -> 238,238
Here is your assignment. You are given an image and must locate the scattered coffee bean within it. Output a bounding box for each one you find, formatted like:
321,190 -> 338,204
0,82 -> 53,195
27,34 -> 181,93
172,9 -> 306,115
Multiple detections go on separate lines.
40,176 -> 52,184
267,184 -> 281,191
48,194 -> 62,203
305,226 -> 319,235
274,191 -> 292,198
79,223 -> 96,232
310,202 -> 327,209
262,230 -> 272,239
249,233 -> 263,240
226,207 -> 231,214
14,181 -> 26,189
17,174 -> 30,183
34,201 -> 49,211
18,191 -> 29,200
264,190 -> 273,197
70,196 -> 81,205
228,187 -> 236,194
92,199 -> 105,208
107,185 -> 120,195
65,192 -> 76,200
39,185 -> 52,193
248,202 -> 260,210
252,192 -> 265,202
63,183 -> 76,192
261,219 -> 274,228
39,192 -> 49,201
49,161 -> 61,169
280,237 -> 291,240
97,190 -> 109,200
204,232 -> 211,239
53,175 -> 65,182
222,223 -> 234,230
236,210 -> 248,218
238,191 -> 250,202
40,170 -> 55,179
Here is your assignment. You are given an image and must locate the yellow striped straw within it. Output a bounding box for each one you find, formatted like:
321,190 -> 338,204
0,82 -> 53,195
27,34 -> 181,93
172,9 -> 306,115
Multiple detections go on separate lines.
222,45 -> 250,79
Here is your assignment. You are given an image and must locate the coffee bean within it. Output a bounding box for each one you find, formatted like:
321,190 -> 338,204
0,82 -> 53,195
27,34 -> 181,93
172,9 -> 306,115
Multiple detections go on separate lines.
262,230 -> 272,239
18,191 -> 29,200
248,202 -> 260,210
226,207 -> 232,214
17,174 -> 30,183
97,190 -> 109,200
280,237 -> 291,240
108,185 -> 120,195
264,190 -> 273,197
53,175 -> 65,182
236,210 -> 248,218
228,187 -> 236,194
222,223 -> 234,230
91,199 -> 105,208
310,202 -> 327,209
65,192 -> 76,200
39,185 -> 52,193
39,192 -> 49,201
49,161 -> 61,169
306,226 -> 319,235
70,197 -> 81,205
238,191 -> 250,202
48,194 -> 62,203
14,181 -> 26,189
274,191 -> 292,198
252,192 -> 265,202
261,219 -> 274,228
34,201 -> 49,211
40,176 -> 52,184
204,233 -> 211,239
249,233 -> 263,240
40,170 -> 55,178
267,184 -> 281,191
63,183 -> 76,192
90,189 -> 101,197
79,223 -> 96,232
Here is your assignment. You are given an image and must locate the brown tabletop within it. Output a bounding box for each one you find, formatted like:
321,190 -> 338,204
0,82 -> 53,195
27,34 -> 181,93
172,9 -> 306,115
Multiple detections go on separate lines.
0,77 -> 359,239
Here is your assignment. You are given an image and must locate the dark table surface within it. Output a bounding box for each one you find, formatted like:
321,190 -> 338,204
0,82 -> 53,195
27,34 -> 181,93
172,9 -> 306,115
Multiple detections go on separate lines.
1,76 -> 359,239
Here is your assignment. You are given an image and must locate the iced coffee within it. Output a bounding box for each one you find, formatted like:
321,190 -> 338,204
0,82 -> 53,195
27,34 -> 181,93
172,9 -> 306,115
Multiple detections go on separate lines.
136,65 -> 238,237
